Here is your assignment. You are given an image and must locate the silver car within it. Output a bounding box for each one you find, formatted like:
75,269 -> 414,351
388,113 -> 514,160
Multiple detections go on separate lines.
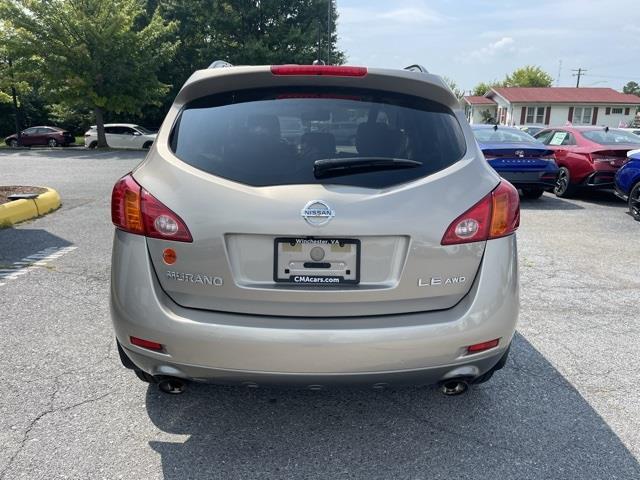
110,64 -> 520,396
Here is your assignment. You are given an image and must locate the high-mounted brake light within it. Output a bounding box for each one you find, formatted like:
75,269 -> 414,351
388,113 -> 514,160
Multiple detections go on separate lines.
111,174 -> 192,242
441,181 -> 519,245
270,65 -> 367,77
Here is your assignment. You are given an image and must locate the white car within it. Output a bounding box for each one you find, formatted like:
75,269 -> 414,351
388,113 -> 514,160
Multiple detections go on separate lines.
84,123 -> 156,149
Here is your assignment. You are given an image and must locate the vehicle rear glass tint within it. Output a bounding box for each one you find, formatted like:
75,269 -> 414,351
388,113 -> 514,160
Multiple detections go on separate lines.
581,129 -> 640,145
472,127 -> 539,144
170,87 -> 466,188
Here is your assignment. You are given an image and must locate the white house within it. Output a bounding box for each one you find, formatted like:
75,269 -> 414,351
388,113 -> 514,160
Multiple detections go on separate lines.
463,87 -> 640,128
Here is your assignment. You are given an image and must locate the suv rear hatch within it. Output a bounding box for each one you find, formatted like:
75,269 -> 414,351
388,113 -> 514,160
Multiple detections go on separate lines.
134,66 -> 501,317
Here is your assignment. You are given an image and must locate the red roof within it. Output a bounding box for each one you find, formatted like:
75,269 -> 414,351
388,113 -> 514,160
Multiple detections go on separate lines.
490,87 -> 640,104
463,95 -> 496,105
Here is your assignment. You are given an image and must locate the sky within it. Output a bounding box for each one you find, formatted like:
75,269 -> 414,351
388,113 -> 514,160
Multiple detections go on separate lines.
336,0 -> 640,93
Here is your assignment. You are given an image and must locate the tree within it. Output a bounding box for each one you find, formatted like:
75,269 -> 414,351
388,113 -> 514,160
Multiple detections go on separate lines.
503,65 -> 553,88
623,81 -> 640,96
0,0 -> 178,147
471,81 -> 503,96
443,76 -> 464,100
154,0 -> 346,113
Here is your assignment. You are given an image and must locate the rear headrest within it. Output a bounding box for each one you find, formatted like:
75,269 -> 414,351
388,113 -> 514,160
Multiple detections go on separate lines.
247,114 -> 281,138
300,132 -> 336,157
356,123 -> 402,156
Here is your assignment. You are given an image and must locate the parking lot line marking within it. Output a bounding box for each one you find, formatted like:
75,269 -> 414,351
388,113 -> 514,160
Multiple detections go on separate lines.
0,246 -> 77,288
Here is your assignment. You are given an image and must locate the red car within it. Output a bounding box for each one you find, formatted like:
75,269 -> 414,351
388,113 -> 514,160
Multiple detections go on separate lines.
4,126 -> 75,148
534,126 -> 640,197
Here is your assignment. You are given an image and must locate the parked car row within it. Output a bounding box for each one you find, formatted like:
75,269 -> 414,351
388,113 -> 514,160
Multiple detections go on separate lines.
471,124 -> 640,221
3,123 -> 156,150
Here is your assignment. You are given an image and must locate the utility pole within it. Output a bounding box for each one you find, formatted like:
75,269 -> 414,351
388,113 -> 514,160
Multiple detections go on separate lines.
572,68 -> 587,88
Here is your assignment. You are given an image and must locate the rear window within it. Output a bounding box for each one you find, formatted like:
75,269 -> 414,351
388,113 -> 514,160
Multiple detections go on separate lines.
472,127 -> 539,144
170,87 -> 466,188
581,129 -> 640,145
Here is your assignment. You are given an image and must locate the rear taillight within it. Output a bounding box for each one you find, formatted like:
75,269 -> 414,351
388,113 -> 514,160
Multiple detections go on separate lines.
539,155 -> 556,162
270,65 -> 367,77
441,181 -> 520,245
111,174 -> 192,242
591,154 -> 616,163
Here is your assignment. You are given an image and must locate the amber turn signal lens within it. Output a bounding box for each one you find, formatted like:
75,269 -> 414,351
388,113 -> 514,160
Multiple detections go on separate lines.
162,248 -> 177,265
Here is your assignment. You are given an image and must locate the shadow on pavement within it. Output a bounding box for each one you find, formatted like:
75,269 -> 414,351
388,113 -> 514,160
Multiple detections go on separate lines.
144,334 -> 639,479
520,193 -> 584,210
0,228 -> 73,264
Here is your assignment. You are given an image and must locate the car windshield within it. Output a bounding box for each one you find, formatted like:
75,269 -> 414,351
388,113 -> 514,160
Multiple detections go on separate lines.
170,87 -> 467,188
581,129 -> 640,145
472,127 -> 539,144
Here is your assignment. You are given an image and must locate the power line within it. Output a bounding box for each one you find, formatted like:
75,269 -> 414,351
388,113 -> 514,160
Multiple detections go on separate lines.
572,68 -> 587,88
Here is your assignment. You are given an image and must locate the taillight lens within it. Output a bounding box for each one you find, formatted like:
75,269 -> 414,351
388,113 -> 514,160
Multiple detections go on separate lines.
441,181 -> 520,245
270,65 -> 367,77
111,174 -> 192,242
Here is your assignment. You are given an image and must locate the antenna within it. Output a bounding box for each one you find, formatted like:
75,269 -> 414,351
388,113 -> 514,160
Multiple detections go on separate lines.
556,59 -> 562,87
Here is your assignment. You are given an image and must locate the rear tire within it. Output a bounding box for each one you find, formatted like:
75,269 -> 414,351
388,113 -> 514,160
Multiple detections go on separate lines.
142,141 -> 153,150
554,167 -> 577,198
9,139 -> 18,148
521,187 -> 544,199
473,344 -> 511,385
88,141 -> 97,149
629,182 -> 640,221
134,370 -> 157,383
47,138 -> 58,148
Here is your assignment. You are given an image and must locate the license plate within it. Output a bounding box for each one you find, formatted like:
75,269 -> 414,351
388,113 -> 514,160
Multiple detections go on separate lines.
274,237 -> 360,285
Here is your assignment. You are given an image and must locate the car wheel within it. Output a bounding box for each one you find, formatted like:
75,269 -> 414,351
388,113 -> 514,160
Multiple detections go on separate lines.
142,141 -> 153,150
521,187 -> 544,199
629,182 -> 640,221
88,141 -> 97,149
554,167 -> 577,198
134,370 -> 157,383
47,138 -> 58,148
9,139 -> 18,148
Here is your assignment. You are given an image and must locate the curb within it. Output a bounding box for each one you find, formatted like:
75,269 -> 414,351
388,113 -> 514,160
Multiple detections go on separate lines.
0,187 -> 61,227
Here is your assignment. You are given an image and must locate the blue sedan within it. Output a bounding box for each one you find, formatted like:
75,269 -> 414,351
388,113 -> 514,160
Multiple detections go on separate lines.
472,125 -> 559,199
614,149 -> 640,221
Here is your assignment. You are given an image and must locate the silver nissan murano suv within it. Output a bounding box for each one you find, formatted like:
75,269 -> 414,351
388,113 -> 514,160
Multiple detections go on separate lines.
110,63 -> 519,396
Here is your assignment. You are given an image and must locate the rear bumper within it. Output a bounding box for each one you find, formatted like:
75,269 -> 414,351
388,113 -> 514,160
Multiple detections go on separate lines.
110,232 -> 519,385
614,184 -> 629,201
583,170 -> 615,188
494,168 -> 558,189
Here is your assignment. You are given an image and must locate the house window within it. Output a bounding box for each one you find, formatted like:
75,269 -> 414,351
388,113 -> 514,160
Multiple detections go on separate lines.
573,107 -> 592,125
526,106 -> 545,124
611,107 -> 623,114
497,107 -> 506,124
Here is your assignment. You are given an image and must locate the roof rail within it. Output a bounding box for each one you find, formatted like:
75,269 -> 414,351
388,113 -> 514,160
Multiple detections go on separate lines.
404,64 -> 429,74
209,60 -> 233,69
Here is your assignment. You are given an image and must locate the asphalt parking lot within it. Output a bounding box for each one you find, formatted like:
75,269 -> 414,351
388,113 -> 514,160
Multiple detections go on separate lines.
1,148 -> 639,479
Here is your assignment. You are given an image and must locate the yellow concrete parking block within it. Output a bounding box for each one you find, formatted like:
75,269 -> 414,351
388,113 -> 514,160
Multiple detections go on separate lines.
0,187 -> 61,227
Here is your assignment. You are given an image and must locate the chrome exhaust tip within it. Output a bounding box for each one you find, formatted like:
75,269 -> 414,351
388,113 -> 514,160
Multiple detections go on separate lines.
440,379 -> 469,396
158,377 -> 187,395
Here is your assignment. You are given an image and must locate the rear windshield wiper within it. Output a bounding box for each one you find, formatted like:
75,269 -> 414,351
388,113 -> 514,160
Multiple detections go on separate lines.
313,157 -> 422,178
